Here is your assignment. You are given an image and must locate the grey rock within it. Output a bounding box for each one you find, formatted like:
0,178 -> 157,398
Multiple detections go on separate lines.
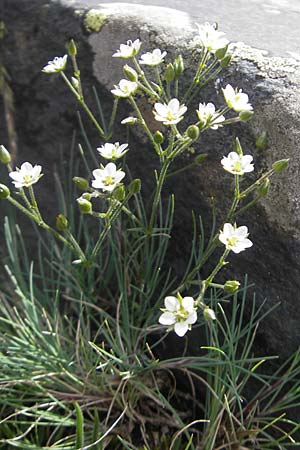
1,0 -> 300,358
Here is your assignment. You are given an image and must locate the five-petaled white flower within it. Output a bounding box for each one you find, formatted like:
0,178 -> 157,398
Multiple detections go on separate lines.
221,151 -> 254,175
153,98 -> 187,126
159,295 -> 197,337
222,84 -> 253,112
97,142 -> 129,160
111,79 -> 138,98
219,223 -> 253,254
196,102 -> 225,130
92,162 -> 125,192
9,162 -> 42,188
196,22 -> 228,53
42,55 -> 68,73
139,49 -> 167,66
112,39 -> 141,58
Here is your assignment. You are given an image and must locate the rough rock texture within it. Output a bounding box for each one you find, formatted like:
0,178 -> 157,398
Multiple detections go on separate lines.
1,0 -> 300,358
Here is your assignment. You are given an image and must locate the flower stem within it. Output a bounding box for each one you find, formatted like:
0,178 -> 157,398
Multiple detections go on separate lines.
147,158 -> 171,235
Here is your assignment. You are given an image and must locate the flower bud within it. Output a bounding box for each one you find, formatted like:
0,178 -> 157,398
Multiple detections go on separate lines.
220,54 -> 231,68
0,183 -> 10,199
203,307 -> 216,321
255,131 -> 268,151
164,63 -> 175,81
224,280 -> 240,294
73,176 -> 89,191
121,116 -> 138,125
195,153 -> 208,164
68,39 -> 77,56
0,145 -> 11,164
56,213 -> 68,231
82,192 -> 92,201
233,137 -> 243,155
215,45 -> 228,60
129,178 -> 141,194
186,125 -> 199,140
71,76 -> 79,90
272,159 -> 289,173
123,64 -> 138,82
257,178 -> 270,197
77,196 -> 92,213
239,110 -> 254,122
174,55 -> 184,77
153,131 -> 164,144
113,185 -> 125,201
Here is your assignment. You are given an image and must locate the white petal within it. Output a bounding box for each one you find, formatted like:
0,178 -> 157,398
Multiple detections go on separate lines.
182,296 -> 195,312
235,226 -> 248,237
174,321 -> 189,337
159,312 -> 176,325
105,163 -> 117,176
164,296 -> 179,311
187,310 -> 198,324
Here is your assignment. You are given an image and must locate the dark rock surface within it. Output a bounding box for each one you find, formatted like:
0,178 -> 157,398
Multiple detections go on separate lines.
1,0 -> 300,359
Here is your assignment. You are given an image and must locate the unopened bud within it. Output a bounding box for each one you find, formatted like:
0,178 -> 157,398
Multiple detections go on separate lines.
224,280 -> 240,294
255,131 -> 268,151
174,55 -> 184,77
195,153 -> 208,164
239,110 -> 254,122
257,178 -> 270,197
82,192 -> 92,201
71,76 -> 79,90
68,39 -> 77,56
215,45 -> 228,60
0,183 -> 10,199
234,137 -> 243,155
129,178 -> 141,194
123,65 -> 138,82
73,177 -> 89,191
113,185 -> 125,201
77,196 -> 92,213
187,125 -> 199,140
203,307 -> 216,321
164,63 -> 175,82
153,131 -> 164,144
0,145 -> 11,164
220,54 -> 231,68
121,116 -> 138,125
56,213 -> 68,231
272,159 -> 289,173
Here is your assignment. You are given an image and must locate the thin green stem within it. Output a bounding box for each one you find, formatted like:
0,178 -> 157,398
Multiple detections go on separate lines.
147,158 -> 171,234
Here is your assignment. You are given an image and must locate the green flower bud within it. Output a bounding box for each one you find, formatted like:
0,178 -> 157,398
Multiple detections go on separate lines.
164,63 -> 175,82
77,197 -> 92,213
239,110 -> 254,122
174,55 -> 184,77
234,137 -> 243,155
113,185 -> 125,201
187,125 -> 200,140
257,178 -> 270,197
220,54 -> 231,68
215,45 -> 228,60
68,39 -> 77,56
153,131 -> 164,144
255,131 -> 268,151
0,145 -> 11,164
129,178 -> 141,194
123,64 -> 138,82
0,183 -> 10,199
203,307 -> 216,321
82,192 -> 92,201
224,280 -> 240,294
272,159 -> 289,173
71,76 -> 79,90
195,153 -> 208,164
56,213 -> 68,231
73,176 -> 89,191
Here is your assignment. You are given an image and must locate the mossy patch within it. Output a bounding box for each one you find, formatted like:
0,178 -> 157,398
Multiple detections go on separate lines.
84,9 -> 107,33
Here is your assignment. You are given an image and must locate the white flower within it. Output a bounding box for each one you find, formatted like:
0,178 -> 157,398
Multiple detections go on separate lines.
111,79 -> 138,98
196,22 -> 228,53
159,295 -> 197,337
153,98 -> 187,126
9,162 -> 42,188
222,84 -> 253,112
92,162 -> 125,192
139,48 -> 167,66
196,102 -> 225,130
97,142 -> 128,160
112,39 -> 141,58
42,55 -> 68,73
219,223 -> 253,254
221,151 -> 254,175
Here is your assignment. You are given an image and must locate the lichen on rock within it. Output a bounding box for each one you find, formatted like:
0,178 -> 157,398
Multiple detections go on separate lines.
84,9 -> 107,33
